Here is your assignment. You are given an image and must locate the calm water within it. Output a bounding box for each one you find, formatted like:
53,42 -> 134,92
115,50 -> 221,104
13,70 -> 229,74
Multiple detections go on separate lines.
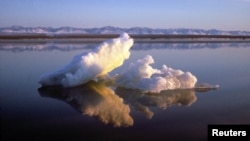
1,41 -> 250,141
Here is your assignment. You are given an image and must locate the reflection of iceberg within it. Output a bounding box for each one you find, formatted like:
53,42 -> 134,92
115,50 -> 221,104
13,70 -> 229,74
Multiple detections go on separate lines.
38,81 -> 133,127
195,83 -> 219,92
38,81 -> 217,124
115,88 -> 154,119
39,33 -> 134,87
138,89 -> 197,108
115,87 -> 213,119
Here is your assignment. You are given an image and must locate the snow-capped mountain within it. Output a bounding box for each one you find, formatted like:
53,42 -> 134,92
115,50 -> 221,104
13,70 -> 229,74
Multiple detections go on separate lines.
0,26 -> 250,35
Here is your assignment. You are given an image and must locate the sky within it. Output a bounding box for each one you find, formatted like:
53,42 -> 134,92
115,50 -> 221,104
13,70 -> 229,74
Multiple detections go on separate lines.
0,0 -> 250,31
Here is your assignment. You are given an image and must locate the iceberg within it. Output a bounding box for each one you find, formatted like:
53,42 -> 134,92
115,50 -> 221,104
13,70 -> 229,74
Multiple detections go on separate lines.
39,33 -> 134,87
39,32 -> 218,93
115,55 -> 197,93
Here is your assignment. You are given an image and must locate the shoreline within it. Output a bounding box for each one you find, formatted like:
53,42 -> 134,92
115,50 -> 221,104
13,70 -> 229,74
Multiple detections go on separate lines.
0,34 -> 250,43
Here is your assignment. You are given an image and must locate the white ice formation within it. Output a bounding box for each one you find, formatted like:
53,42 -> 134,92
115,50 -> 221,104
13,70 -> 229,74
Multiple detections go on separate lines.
39,33 -> 202,93
116,55 -> 197,93
39,33 -> 134,87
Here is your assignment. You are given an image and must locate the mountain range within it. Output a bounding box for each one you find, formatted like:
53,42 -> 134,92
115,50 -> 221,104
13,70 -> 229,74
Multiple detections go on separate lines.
0,26 -> 250,35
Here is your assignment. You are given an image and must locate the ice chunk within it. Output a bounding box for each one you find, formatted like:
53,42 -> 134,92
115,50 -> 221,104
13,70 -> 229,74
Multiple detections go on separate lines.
116,55 -> 198,93
39,33 -> 133,87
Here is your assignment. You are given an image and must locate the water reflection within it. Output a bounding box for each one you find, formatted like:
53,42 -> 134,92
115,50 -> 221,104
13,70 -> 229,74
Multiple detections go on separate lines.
38,81 -> 215,127
116,87 -> 201,119
38,81 -> 134,127
0,42 -> 98,52
1,42 -> 250,52
132,42 -> 250,50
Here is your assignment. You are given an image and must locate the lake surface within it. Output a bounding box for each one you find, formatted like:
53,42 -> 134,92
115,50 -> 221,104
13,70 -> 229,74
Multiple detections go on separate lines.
1,41 -> 250,141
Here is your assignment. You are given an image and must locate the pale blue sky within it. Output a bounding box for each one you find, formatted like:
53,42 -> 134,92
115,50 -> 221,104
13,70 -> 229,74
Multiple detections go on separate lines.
0,0 -> 250,30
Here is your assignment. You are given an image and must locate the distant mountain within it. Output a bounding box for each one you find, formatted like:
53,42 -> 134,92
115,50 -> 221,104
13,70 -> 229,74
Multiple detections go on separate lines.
0,26 -> 250,35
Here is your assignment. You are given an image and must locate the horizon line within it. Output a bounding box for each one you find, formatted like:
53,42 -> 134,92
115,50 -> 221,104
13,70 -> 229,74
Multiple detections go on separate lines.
1,25 -> 250,32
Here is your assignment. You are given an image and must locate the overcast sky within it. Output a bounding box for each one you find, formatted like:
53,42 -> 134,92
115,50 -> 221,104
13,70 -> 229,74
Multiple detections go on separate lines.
0,0 -> 250,30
